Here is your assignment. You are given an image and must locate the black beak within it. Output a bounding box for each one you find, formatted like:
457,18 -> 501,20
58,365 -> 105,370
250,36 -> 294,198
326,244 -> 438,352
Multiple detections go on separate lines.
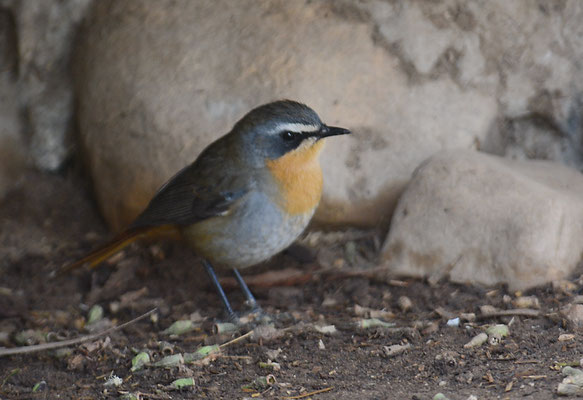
318,124 -> 351,138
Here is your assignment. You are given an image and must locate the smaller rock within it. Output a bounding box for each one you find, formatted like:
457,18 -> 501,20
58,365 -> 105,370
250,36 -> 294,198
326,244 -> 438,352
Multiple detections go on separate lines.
562,304 -> 583,328
314,325 -> 337,335
558,334 -> 575,342
558,367 -> 583,396
383,343 -> 411,357
397,296 -> 413,312
513,296 -> 540,309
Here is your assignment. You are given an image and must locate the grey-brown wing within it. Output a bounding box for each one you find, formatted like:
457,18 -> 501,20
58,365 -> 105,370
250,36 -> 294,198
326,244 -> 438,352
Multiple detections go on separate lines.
129,162 -> 248,229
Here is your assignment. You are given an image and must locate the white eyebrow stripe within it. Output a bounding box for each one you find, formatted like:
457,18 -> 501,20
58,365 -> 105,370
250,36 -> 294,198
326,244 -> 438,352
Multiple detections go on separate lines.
274,122 -> 320,133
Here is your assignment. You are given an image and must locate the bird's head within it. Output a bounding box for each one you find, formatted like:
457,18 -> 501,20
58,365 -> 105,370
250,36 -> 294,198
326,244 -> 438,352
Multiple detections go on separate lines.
232,100 -> 350,167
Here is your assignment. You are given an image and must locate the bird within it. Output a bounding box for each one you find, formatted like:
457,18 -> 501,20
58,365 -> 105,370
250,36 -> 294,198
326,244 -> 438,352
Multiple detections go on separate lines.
62,100 -> 351,321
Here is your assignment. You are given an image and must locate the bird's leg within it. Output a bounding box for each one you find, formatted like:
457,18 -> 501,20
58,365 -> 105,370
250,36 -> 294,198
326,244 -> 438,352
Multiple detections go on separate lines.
232,268 -> 262,313
202,260 -> 238,322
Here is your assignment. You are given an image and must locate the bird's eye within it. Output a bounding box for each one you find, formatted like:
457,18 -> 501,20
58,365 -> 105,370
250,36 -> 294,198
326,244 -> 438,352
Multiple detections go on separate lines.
281,131 -> 297,141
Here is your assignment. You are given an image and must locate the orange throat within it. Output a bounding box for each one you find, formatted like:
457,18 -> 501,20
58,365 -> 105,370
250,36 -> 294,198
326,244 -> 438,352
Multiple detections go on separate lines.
266,139 -> 325,215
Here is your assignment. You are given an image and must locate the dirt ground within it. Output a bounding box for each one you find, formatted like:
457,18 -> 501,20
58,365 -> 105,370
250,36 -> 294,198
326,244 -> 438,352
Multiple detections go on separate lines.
1,170 -> 582,400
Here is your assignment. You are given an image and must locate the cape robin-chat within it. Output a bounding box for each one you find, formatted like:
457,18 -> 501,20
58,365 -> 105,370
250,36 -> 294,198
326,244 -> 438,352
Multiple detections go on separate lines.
63,100 -> 351,320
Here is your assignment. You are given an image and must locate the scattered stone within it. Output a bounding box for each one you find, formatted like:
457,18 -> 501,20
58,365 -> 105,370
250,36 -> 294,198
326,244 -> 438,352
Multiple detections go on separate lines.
383,343 -> 411,358
314,325 -> 337,335
557,367 -> 583,396
433,393 -> 450,400
250,325 -> 283,342
559,334 -> 576,342
562,304 -> 583,328
479,305 -> 497,316
353,304 -> 395,320
318,339 -> 326,350
321,297 -> 338,307
464,333 -> 488,349
67,354 -> 85,370
397,296 -> 413,312
447,318 -> 460,327
53,348 -> 73,359
514,296 -> 540,309
460,313 -> 476,322
265,348 -> 282,361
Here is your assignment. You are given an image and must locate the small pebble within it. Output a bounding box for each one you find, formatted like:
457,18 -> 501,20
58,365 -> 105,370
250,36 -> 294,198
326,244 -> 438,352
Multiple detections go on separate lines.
562,304 -> 583,328
383,343 -> 411,357
460,313 -> 476,322
558,334 -> 575,342
557,367 -> 583,396
314,325 -> 337,334
479,305 -> 498,315
398,296 -> 413,312
513,296 -> 540,309
446,318 -> 460,327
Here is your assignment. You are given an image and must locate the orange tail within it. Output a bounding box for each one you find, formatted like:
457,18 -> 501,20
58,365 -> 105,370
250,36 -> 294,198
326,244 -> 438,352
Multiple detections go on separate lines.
60,225 -> 181,275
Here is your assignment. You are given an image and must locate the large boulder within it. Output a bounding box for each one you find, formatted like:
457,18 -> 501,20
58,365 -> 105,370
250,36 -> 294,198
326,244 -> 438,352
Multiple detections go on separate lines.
381,150 -> 583,290
75,0 -> 583,231
75,0 -> 495,231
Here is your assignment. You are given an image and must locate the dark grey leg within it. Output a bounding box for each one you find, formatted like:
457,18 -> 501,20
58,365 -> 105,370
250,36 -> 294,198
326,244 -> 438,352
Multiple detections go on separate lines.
202,260 -> 237,321
233,268 -> 261,312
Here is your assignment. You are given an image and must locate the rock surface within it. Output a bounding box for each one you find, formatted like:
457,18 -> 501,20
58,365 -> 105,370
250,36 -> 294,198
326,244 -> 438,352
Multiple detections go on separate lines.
75,0 -> 494,230
0,0 -> 92,170
72,0 -> 583,230
381,150 -> 583,290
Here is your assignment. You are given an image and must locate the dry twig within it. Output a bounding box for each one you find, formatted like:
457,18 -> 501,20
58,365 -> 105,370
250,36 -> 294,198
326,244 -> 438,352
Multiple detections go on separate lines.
0,308 -> 157,357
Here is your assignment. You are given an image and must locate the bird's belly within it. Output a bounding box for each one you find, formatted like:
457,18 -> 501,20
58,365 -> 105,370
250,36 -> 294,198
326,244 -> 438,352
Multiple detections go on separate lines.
181,192 -> 314,268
